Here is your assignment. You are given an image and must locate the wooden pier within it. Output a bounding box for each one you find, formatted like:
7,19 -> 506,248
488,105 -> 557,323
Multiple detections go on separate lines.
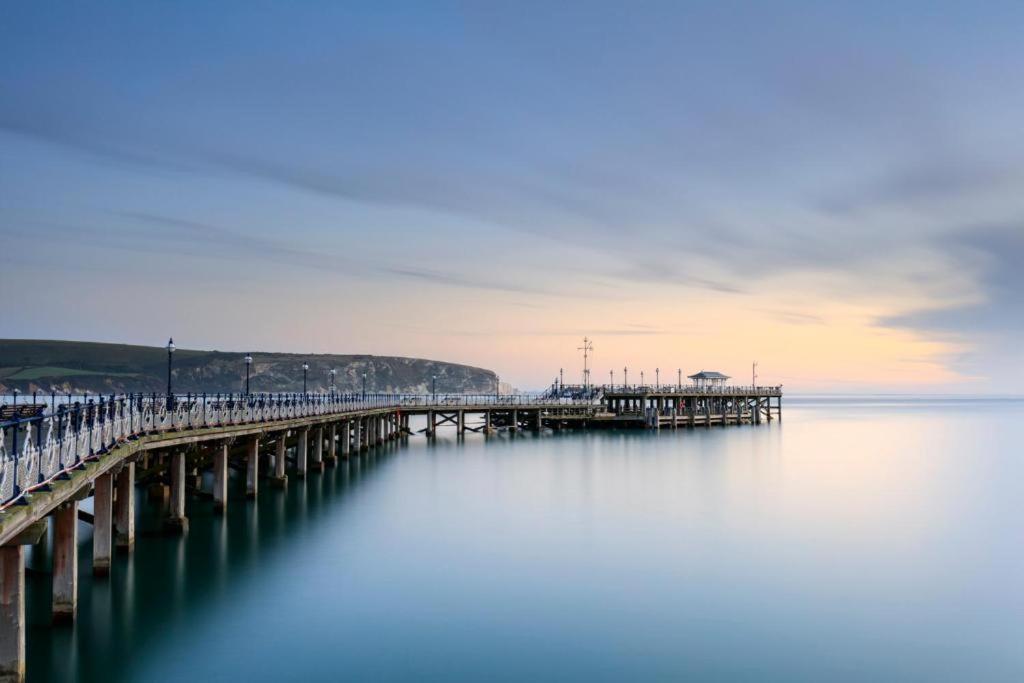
0,383 -> 780,681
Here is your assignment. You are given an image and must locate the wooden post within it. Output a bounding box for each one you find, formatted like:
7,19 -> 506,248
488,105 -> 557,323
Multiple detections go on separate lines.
115,462 -> 135,550
426,411 -> 435,438
166,452 -> 188,533
311,427 -> 323,471
52,502 -> 78,623
246,437 -> 259,498
296,429 -> 309,477
341,421 -> 351,459
272,434 -> 288,487
93,473 -> 113,576
0,546 -> 25,682
214,442 -> 228,512
327,423 -> 337,466
457,410 -> 465,435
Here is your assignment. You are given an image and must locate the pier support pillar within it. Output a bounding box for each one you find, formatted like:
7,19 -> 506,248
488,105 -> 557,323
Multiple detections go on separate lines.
166,452 -> 188,533
341,422 -> 351,459
296,429 -> 309,478
457,410 -> 465,435
484,411 -> 492,434
246,437 -> 259,498
326,424 -> 337,466
52,502 -> 78,623
511,409 -> 518,432
535,410 -> 543,432
376,417 -> 384,445
272,435 -> 287,487
311,428 -> 324,471
0,545 -> 25,682
92,473 -> 113,577
214,443 -> 228,512
114,462 -> 135,550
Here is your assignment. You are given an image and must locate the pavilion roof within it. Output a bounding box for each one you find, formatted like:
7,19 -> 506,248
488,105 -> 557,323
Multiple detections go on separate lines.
687,371 -> 730,380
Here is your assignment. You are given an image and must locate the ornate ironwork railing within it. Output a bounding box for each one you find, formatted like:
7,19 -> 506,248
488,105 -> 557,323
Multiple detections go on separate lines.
0,392 -> 403,510
0,385 -> 782,509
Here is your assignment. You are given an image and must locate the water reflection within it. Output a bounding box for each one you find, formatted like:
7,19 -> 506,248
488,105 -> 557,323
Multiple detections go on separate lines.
26,448 -> 397,682
23,403 -> 1024,682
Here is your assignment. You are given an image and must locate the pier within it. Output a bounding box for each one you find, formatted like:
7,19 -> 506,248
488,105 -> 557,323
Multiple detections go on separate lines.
0,382 -> 780,681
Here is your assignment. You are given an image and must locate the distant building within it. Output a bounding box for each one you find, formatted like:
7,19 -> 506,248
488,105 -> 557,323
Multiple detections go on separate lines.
688,370 -> 729,389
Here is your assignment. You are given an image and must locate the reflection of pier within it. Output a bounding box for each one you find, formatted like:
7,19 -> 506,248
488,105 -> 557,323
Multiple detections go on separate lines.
0,382 -> 781,680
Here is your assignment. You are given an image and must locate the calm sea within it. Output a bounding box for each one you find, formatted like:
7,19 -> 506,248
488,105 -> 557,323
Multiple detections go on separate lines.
26,397 -> 1024,681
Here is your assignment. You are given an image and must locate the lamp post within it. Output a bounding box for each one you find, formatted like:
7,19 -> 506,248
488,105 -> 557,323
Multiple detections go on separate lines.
641,370 -> 645,387
656,368 -> 660,390
678,368 -> 682,390
302,362 -> 309,395
609,369 -> 613,388
166,338 -> 175,406
432,375 -> 437,401
559,368 -> 564,391
244,353 -> 253,395
361,373 -> 367,400
623,366 -> 628,388
329,368 -> 337,395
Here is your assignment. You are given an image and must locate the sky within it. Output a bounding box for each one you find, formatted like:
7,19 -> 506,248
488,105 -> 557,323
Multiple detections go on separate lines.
2,1 -> 1023,393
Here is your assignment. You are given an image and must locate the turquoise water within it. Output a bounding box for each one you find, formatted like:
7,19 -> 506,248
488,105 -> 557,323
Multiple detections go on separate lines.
26,399 -> 1024,681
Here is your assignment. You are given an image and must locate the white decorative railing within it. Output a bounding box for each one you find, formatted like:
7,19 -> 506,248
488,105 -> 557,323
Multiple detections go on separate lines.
0,392 -> 401,509
0,386 -> 782,509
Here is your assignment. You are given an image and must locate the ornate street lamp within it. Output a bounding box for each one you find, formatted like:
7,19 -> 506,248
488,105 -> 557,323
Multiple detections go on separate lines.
432,375 -> 437,401
244,353 -> 253,395
609,369 -> 613,388
302,362 -> 309,395
656,368 -> 660,390
677,368 -> 682,390
166,338 -> 176,406
641,370 -> 645,387
623,366 -> 628,388
362,372 -> 367,399
329,368 -> 337,394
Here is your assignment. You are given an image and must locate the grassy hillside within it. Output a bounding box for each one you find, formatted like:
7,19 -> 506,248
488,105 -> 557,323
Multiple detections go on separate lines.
0,340 -> 497,395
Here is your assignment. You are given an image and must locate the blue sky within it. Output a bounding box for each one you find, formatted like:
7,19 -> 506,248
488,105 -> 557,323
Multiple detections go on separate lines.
2,2 -> 1023,391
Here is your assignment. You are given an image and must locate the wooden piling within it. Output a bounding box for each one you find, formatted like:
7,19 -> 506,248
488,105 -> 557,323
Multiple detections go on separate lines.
114,462 -> 135,550
52,502 -> 78,623
214,443 -> 228,511
92,473 -> 113,576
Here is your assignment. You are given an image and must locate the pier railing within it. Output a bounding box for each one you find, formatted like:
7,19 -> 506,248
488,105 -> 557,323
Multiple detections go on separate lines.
0,386 -> 782,509
0,392 -> 402,510
0,391 -> 610,508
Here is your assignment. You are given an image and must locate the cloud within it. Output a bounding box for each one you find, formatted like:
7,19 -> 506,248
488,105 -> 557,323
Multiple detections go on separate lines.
384,266 -> 561,296
880,224 -> 1024,335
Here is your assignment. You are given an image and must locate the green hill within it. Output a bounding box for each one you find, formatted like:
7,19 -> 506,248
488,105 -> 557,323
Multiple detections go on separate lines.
0,339 -> 497,395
